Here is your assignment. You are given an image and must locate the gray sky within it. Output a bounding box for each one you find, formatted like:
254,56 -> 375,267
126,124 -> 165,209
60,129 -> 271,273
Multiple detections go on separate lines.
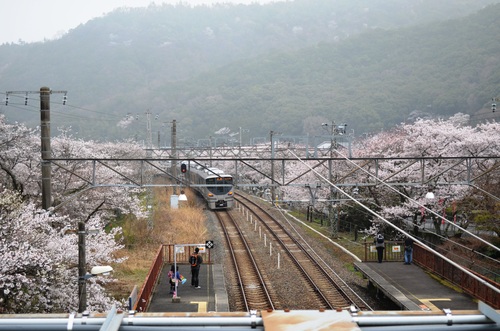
0,0 -> 282,45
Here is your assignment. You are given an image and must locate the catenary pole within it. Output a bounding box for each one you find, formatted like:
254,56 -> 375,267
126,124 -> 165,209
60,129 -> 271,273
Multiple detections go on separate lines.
78,221 -> 87,313
40,86 -> 52,210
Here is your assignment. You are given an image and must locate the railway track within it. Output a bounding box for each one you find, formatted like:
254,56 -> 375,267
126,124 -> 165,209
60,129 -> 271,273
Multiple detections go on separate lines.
233,193 -> 372,311
215,210 -> 278,311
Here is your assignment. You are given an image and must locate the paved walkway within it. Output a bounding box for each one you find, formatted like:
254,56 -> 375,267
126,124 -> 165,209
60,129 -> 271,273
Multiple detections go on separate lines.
354,261 -> 477,311
148,263 -> 228,313
148,260 -> 476,313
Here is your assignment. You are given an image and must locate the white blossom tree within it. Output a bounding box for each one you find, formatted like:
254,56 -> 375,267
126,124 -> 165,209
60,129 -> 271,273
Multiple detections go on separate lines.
351,114 -> 500,236
0,116 -> 147,313
0,188 -> 124,313
222,114 -> 499,237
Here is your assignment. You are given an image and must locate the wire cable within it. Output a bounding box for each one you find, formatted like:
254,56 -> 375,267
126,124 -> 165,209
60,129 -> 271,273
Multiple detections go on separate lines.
287,148 -> 500,296
328,147 -> 499,253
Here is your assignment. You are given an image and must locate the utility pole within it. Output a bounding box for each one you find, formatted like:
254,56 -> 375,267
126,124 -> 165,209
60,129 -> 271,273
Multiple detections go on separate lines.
145,110 -> 154,229
171,120 -> 177,194
78,221 -> 87,313
5,87 -> 67,210
270,131 -> 275,203
321,121 -> 347,238
40,87 -> 52,210
270,130 -> 281,203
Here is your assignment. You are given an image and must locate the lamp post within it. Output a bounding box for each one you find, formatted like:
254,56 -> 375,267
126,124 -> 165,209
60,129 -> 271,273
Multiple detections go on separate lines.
321,121 -> 347,238
78,221 -> 113,313
78,265 -> 113,313
269,130 -> 282,203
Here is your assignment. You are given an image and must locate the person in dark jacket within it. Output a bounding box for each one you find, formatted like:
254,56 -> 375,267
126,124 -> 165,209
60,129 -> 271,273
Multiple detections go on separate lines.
374,232 -> 385,263
404,236 -> 414,265
190,247 -> 203,288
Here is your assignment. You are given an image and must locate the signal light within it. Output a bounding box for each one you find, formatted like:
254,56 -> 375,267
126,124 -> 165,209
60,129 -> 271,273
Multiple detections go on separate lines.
24,94 -> 28,105
62,94 -> 67,105
181,163 -> 187,173
492,103 -> 496,113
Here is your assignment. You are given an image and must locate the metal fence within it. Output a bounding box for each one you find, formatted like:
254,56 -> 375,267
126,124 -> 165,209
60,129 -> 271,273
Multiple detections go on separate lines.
362,241 -> 500,309
363,240 -> 406,262
133,246 -> 164,312
414,244 -> 500,309
132,244 -> 212,312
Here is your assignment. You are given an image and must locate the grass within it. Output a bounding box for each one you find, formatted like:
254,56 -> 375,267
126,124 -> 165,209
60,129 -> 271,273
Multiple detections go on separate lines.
288,209 -> 366,259
107,186 -> 207,302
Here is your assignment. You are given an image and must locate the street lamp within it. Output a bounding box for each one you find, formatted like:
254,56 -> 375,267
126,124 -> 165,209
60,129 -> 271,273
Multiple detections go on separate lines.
80,266 -> 113,280
425,191 -> 435,199
78,265 -> 113,313
425,186 -> 435,200
179,190 -> 188,202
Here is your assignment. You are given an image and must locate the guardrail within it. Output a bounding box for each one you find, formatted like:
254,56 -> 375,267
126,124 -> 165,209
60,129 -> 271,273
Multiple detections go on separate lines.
132,244 -> 212,312
362,241 -> 500,309
414,244 -> 500,309
133,245 -> 164,312
363,240 -> 405,262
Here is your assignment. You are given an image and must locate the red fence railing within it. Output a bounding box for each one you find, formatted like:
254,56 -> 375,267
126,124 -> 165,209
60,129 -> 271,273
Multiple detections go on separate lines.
414,244 -> 500,309
132,244 -> 212,312
133,245 -> 164,312
362,241 -> 500,309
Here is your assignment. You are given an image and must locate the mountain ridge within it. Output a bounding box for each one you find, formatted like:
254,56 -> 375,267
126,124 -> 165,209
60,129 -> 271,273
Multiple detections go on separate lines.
0,0 -> 498,142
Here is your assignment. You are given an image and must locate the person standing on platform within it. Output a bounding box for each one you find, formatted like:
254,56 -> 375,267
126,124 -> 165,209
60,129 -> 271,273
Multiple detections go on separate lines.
190,247 -> 203,289
404,236 -> 414,265
167,265 -> 177,294
375,232 -> 385,263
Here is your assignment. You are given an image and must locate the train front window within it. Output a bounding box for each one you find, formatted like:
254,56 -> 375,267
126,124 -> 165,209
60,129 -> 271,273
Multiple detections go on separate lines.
206,177 -> 233,194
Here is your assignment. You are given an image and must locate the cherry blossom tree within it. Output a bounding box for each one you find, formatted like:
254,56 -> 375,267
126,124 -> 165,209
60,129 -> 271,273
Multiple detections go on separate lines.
352,114 -> 499,237
0,116 -> 147,313
222,114 -> 499,238
0,188 -> 124,313
0,116 -> 39,195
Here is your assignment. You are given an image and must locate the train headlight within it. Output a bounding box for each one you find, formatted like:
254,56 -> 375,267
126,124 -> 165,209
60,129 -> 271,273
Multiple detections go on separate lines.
208,193 -> 214,197
228,191 -> 233,195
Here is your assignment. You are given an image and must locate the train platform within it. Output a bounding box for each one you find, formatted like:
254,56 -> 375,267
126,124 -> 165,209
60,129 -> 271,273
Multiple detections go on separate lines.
146,254 -> 477,313
354,261 -> 478,311
148,263 -> 229,313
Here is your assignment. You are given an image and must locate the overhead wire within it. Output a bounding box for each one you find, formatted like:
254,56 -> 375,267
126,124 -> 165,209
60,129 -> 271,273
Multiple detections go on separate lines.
328,147 -> 499,253
0,91 -> 149,125
287,148 -> 500,296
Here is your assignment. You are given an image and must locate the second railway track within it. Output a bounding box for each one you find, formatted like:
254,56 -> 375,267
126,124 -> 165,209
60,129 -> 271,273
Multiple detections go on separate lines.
228,193 -> 372,311
216,210 -> 279,311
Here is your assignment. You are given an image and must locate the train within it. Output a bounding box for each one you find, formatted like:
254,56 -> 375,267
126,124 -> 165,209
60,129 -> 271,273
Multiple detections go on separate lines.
179,162 -> 234,210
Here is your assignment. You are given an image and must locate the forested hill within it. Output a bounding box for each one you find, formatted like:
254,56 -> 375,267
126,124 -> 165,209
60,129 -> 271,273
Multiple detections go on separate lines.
0,0 -> 499,142
177,3 -> 500,138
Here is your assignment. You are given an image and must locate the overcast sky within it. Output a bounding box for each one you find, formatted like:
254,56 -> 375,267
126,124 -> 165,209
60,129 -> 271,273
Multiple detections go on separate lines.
0,0 -> 282,45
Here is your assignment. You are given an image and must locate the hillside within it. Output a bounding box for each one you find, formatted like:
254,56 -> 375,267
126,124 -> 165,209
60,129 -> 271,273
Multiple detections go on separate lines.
174,4 -> 500,138
0,0 -> 499,142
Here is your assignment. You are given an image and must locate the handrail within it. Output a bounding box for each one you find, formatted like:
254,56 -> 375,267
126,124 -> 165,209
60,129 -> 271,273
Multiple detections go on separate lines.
133,245 -> 164,312
362,242 -> 500,308
133,244 -> 212,312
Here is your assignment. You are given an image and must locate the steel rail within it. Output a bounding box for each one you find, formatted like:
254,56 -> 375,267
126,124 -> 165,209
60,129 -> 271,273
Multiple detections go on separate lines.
216,210 -> 275,311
